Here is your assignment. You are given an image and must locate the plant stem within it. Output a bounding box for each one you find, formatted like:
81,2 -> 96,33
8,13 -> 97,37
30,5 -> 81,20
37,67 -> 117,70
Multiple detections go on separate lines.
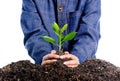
58,35 -> 62,55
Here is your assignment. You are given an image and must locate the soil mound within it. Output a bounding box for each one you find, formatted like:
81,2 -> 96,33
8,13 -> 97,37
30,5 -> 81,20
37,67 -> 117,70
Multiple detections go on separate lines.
0,59 -> 120,81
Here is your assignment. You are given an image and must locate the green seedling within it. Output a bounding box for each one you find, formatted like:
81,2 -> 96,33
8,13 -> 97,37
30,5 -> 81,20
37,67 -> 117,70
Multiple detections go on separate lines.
42,22 -> 77,55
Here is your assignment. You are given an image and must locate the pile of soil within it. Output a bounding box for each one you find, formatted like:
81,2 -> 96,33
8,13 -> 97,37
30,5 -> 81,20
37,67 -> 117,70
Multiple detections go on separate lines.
0,58 -> 120,81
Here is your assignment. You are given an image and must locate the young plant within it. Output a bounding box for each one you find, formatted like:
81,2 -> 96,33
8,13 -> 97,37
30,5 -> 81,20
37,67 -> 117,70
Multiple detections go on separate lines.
42,22 -> 77,55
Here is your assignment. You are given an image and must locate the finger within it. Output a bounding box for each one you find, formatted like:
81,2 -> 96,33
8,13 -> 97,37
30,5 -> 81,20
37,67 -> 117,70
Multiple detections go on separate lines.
66,64 -> 78,68
43,54 -> 59,61
64,51 -> 69,55
63,60 -> 79,68
41,59 -> 57,65
63,60 -> 79,65
60,54 -> 78,60
51,50 -> 57,54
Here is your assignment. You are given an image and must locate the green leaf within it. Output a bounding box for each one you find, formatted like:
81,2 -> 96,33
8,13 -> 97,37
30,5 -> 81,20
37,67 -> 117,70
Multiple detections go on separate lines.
42,36 -> 56,45
60,24 -> 68,33
52,22 -> 60,36
61,32 -> 77,44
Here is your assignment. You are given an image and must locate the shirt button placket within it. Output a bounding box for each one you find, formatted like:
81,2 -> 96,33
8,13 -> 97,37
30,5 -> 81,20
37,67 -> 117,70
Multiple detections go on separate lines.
57,0 -> 66,28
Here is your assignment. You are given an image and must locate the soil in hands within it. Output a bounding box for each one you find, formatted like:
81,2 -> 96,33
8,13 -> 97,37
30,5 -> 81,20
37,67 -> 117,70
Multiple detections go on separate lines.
0,58 -> 120,81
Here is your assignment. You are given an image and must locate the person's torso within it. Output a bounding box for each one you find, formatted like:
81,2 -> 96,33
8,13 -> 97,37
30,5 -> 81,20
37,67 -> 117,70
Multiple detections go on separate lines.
33,0 -> 87,51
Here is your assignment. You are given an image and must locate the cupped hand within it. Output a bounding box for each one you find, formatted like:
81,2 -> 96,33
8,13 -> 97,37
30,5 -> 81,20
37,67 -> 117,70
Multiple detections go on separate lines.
41,50 -> 59,65
60,51 -> 80,68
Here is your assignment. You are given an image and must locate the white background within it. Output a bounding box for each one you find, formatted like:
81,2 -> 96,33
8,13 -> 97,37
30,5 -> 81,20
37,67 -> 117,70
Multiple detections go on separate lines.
0,0 -> 120,67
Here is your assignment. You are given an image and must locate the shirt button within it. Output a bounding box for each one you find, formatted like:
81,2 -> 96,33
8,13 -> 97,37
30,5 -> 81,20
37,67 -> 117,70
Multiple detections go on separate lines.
59,6 -> 64,11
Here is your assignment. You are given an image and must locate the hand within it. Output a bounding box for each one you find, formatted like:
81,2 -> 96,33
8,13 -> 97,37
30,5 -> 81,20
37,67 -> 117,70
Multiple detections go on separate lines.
60,51 -> 80,68
41,50 -> 59,65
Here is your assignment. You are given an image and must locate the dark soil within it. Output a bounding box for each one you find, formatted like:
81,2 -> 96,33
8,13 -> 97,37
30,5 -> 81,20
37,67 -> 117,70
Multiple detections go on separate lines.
0,58 -> 120,81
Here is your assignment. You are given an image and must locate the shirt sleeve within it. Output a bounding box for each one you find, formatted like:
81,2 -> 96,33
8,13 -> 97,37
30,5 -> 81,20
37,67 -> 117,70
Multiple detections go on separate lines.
21,0 -> 52,64
70,0 -> 101,63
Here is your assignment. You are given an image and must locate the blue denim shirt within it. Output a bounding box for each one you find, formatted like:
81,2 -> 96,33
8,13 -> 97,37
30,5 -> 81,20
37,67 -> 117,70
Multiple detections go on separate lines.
21,0 -> 101,64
